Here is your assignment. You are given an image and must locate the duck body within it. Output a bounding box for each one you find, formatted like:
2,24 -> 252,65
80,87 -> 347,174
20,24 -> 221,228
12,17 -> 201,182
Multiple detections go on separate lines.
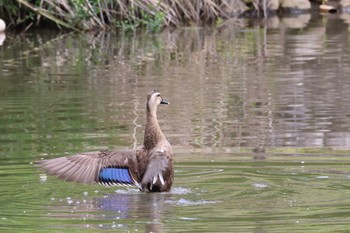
39,90 -> 174,192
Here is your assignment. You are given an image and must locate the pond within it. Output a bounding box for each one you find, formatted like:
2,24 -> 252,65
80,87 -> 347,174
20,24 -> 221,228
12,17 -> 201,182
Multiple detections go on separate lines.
1,12 -> 350,232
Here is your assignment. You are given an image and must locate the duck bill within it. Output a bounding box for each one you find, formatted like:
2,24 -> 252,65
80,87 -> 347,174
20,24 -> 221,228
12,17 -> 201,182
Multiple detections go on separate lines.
160,99 -> 169,105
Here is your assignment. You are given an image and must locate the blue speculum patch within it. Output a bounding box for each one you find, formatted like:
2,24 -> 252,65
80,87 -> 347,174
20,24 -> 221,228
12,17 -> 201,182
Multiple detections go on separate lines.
99,167 -> 133,184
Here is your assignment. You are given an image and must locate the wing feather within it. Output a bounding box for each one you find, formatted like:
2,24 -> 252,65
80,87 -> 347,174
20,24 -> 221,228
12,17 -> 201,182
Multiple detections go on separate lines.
39,150 -> 138,186
141,149 -> 171,191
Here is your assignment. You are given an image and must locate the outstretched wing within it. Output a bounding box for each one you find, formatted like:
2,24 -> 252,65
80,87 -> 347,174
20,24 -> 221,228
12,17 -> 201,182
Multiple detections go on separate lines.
39,150 -> 140,187
141,149 -> 173,192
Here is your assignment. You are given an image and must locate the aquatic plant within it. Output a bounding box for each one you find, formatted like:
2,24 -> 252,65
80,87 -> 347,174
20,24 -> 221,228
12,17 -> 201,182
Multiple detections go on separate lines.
0,0 -> 248,31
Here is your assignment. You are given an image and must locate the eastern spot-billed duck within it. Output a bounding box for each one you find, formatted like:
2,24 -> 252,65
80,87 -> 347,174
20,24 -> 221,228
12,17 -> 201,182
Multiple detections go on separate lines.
39,90 -> 174,192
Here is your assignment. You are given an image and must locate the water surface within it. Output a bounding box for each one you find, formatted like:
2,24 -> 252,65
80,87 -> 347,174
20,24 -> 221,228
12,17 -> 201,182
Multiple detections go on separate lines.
1,13 -> 350,232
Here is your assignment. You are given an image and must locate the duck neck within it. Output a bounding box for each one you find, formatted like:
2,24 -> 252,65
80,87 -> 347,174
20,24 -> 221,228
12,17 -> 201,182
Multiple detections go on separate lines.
143,108 -> 166,150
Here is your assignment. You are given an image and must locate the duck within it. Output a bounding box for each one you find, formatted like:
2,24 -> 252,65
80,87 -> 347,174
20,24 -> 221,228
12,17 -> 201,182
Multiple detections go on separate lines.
0,19 -> 5,32
39,90 -> 174,192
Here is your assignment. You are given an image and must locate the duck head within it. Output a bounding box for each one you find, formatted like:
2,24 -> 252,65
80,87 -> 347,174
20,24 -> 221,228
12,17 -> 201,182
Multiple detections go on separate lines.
147,90 -> 169,114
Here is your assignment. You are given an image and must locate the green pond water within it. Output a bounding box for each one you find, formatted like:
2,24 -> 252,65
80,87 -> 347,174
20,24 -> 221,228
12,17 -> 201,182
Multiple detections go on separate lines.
1,13 -> 350,232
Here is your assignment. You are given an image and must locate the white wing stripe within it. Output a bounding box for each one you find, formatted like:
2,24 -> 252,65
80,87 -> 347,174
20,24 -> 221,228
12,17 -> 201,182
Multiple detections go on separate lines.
152,176 -> 158,184
159,173 -> 165,185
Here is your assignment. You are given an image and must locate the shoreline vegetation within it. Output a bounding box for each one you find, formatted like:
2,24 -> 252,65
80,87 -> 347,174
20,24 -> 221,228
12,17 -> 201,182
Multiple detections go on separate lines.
0,0 -> 348,32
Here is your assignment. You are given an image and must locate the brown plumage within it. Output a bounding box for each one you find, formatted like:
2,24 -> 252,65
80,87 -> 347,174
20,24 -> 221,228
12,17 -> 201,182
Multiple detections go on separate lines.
39,90 -> 174,192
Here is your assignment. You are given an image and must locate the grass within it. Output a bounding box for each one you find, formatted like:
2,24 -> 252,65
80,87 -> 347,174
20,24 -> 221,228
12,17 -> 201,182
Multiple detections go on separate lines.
0,0 -> 250,31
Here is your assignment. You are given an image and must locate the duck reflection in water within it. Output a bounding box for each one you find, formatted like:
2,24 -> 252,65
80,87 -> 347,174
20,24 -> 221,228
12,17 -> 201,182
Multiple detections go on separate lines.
95,192 -> 170,232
